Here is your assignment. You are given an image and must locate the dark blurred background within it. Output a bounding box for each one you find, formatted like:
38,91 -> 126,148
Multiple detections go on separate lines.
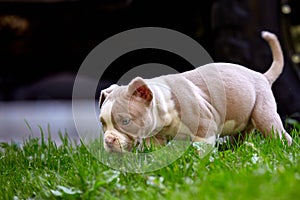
0,0 -> 299,120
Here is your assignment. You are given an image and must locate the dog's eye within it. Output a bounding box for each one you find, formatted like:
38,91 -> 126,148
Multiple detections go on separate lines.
122,118 -> 131,126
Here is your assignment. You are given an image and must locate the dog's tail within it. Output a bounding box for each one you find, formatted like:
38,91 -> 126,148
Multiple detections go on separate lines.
262,31 -> 284,85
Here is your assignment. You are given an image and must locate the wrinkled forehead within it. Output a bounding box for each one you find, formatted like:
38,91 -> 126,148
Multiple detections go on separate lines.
100,92 -> 148,121
113,100 -> 149,127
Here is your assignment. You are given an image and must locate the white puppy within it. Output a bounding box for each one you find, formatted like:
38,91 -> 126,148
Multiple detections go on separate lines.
99,31 -> 292,153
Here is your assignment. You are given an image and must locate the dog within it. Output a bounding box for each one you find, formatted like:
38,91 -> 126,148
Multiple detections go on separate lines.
99,31 -> 293,153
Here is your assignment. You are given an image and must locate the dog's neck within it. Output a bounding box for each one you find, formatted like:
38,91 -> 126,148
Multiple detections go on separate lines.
146,80 -> 193,141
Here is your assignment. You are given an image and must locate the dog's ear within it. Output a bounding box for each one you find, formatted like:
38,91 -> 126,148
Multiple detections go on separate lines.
99,84 -> 118,108
128,77 -> 153,104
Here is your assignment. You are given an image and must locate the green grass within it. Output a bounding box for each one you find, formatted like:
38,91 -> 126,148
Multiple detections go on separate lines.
0,128 -> 299,200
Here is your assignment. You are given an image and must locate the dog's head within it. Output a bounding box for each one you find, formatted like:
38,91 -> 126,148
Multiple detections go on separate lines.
99,77 -> 158,153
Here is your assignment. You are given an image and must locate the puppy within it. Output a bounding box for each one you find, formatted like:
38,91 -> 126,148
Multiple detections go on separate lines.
99,31 -> 292,153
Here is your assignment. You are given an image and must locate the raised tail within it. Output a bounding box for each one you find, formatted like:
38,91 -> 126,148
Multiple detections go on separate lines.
262,31 -> 284,85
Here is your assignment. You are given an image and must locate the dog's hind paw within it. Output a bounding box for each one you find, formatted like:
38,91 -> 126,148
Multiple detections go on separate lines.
284,132 -> 293,146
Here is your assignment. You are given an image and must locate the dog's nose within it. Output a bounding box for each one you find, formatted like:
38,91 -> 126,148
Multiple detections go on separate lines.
105,135 -> 116,145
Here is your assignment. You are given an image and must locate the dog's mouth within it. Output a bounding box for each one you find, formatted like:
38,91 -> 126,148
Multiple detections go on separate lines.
103,131 -> 134,153
103,131 -> 170,153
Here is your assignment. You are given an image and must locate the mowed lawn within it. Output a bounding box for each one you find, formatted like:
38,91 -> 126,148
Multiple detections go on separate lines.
0,125 -> 299,200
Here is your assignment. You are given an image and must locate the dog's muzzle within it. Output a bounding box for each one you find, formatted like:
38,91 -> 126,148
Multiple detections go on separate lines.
103,130 -> 133,152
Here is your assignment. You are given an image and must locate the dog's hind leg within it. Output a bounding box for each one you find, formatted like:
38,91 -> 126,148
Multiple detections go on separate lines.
250,90 -> 292,145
